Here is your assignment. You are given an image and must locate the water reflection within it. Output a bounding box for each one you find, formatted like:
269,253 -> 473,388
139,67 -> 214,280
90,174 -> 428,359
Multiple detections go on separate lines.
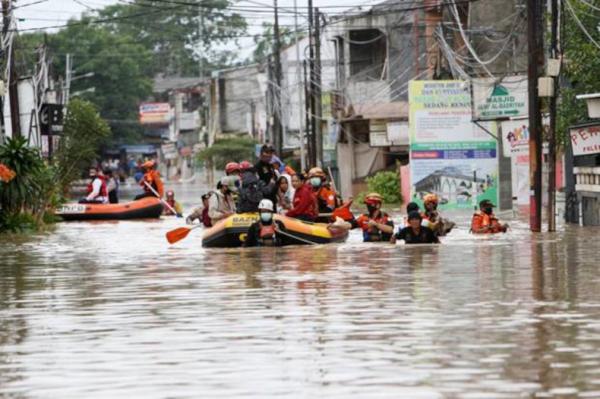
1,200 -> 600,397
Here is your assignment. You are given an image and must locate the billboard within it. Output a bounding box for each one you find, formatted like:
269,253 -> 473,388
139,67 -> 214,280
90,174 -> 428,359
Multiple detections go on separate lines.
139,102 -> 171,125
409,80 -> 499,209
570,124 -> 600,156
472,75 -> 528,121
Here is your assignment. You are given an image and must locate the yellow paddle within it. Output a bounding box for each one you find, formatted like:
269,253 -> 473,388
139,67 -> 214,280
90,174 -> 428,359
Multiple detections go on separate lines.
166,224 -> 203,244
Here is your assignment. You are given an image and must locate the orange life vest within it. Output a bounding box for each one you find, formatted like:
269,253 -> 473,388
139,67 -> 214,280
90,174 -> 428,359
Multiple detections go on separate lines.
471,211 -> 504,234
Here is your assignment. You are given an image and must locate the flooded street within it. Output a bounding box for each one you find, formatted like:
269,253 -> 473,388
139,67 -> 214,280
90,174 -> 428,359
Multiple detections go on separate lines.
1,184 -> 600,398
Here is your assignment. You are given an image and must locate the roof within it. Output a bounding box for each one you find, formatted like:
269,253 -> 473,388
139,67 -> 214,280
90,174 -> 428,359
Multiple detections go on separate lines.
343,101 -> 409,121
576,93 -> 600,100
414,167 -> 485,187
153,76 -> 205,93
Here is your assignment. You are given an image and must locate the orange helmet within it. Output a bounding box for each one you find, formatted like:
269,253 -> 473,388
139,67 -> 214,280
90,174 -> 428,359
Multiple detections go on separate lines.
308,167 -> 326,178
364,192 -> 383,205
225,162 -> 240,174
423,193 -> 439,204
142,160 -> 156,169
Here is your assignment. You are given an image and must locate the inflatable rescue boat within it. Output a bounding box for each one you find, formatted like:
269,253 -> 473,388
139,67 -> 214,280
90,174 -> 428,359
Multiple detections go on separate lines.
202,213 -> 349,248
56,197 -> 163,221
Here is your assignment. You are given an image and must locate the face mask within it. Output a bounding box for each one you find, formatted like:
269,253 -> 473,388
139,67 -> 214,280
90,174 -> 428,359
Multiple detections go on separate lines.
310,177 -> 322,187
367,204 -> 379,214
483,207 -> 493,215
260,212 -> 273,223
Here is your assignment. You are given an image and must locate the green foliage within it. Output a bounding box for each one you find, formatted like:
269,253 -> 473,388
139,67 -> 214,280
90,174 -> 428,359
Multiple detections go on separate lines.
357,170 -> 402,205
54,99 -> 111,195
197,136 -> 257,169
557,1 -> 600,145
0,138 -> 61,233
253,22 -> 298,63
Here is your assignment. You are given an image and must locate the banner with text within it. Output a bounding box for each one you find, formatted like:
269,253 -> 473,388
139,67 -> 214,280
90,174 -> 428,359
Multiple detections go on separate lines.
409,80 -> 499,209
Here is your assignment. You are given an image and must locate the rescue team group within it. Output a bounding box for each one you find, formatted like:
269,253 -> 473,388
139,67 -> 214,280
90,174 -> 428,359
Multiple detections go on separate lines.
81,144 -> 508,247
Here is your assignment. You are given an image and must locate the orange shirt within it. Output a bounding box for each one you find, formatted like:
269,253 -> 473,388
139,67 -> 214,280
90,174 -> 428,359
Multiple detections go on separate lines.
316,186 -> 338,212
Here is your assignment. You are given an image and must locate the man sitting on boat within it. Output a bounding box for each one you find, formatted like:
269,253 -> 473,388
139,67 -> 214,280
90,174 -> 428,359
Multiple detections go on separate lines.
471,200 -> 508,234
208,176 -> 237,225
308,167 -> 341,220
243,199 -> 284,247
79,167 -> 108,204
186,193 -> 213,227
350,193 -> 394,242
135,160 -> 164,200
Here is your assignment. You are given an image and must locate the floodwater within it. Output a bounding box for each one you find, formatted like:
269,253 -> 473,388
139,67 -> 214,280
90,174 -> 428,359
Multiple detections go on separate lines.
1,182 -> 600,398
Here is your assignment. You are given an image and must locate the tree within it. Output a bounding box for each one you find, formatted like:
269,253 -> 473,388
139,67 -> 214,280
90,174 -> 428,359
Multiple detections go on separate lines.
97,0 -> 247,76
253,22 -> 297,63
557,1 -> 600,145
54,99 -> 111,194
197,136 -> 257,169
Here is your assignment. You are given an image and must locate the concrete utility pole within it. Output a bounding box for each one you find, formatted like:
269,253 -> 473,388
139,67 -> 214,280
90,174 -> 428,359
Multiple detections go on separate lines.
547,0 -> 559,232
3,0 -> 20,138
303,59 -> 312,167
307,0 -> 316,166
527,0 -> 543,232
314,8 -> 323,167
272,0 -> 283,155
293,0 -> 306,170
64,53 -> 73,105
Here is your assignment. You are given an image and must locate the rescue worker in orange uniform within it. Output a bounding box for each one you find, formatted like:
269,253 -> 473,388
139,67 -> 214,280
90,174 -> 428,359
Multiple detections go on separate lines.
422,193 -> 455,236
135,160 -> 165,200
350,193 -> 394,242
243,199 -> 285,247
471,199 -> 508,234
308,167 -> 340,217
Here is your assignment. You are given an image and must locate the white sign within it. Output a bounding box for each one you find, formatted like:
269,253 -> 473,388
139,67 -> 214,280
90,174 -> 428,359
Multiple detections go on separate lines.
472,76 -> 528,120
570,125 -> 600,156
387,122 -> 409,145
56,204 -> 86,214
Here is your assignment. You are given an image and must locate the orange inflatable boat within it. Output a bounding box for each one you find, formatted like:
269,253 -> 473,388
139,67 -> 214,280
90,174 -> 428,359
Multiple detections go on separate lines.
202,213 -> 349,248
56,197 -> 163,221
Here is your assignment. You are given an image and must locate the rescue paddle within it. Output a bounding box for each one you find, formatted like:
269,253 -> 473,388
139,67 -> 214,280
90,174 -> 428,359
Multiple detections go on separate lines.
143,181 -> 181,217
166,224 -> 203,244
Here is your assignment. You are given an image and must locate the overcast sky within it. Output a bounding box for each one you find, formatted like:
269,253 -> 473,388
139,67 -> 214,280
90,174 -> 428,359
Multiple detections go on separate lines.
14,0 -> 383,60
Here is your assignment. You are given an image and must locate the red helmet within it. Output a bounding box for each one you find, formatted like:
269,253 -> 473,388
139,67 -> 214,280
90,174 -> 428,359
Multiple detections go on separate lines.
239,160 -> 253,171
225,162 -> 240,174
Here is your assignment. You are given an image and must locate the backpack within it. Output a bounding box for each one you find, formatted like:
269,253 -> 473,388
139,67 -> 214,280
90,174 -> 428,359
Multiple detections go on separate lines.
237,172 -> 264,213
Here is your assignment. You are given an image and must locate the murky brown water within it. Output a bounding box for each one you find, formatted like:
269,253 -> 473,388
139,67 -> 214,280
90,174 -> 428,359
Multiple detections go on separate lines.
1,183 -> 600,398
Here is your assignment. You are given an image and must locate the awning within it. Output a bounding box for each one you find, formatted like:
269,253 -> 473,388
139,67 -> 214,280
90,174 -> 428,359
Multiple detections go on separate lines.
341,101 -> 409,122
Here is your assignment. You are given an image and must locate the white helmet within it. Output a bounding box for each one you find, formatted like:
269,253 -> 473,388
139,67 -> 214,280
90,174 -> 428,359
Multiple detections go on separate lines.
258,199 -> 274,212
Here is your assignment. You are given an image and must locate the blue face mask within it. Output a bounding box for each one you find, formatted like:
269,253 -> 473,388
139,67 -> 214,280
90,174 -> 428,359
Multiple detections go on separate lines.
310,177 -> 322,187
260,212 -> 273,223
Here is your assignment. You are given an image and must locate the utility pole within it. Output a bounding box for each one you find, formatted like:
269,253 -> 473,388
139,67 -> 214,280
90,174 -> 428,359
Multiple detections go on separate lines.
303,59 -> 312,168
64,54 -> 72,105
293,0 -> 306,170
3,0 -> 20,138
547,0 -> 559,232
527,0 -> 543,232
272,0 -> 283,155
307,0 -> 316,166
314,8 -> 323,167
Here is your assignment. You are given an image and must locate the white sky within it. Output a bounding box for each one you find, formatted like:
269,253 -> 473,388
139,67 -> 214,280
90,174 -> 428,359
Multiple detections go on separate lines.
14,0 -> 384,60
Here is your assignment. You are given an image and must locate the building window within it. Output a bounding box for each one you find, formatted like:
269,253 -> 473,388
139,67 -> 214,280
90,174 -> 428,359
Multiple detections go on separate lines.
349,29 -> 387,80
